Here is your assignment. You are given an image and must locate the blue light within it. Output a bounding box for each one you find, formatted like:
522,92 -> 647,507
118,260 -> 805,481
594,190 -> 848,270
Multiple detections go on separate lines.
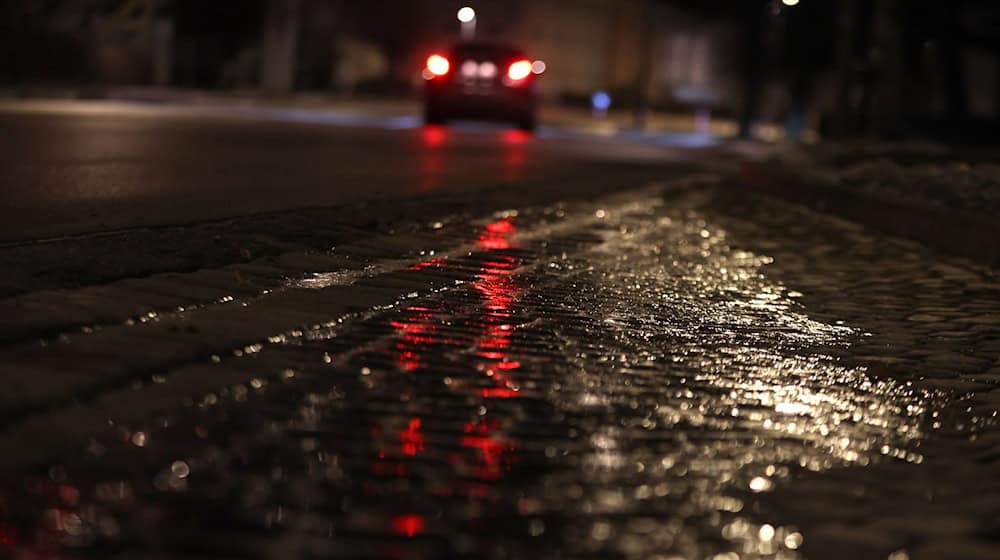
591,91 -> 611,111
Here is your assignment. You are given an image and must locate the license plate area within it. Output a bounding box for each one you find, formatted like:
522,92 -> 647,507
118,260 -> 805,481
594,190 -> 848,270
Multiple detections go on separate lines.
459,59 -> 499,93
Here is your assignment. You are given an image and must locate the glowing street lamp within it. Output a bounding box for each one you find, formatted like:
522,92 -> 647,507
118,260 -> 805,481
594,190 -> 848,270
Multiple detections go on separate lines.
458,6 -> 476,39
457,6 -> 476,22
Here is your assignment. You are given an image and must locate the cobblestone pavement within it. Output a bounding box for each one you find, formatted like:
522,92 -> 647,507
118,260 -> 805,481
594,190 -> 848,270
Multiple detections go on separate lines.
740,141 -> 1000,268
1,176 -> 998,560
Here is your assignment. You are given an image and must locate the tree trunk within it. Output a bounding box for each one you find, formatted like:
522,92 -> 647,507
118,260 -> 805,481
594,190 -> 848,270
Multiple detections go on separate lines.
738,0 -> 767,139
260,0 -> 301,92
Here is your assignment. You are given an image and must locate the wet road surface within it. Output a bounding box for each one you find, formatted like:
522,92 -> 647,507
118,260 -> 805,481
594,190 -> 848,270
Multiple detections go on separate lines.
1,173 -> 998,559
0,100 -> 681,243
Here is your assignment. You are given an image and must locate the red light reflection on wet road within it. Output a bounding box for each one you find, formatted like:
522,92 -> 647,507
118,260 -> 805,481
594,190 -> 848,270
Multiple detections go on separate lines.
391,513 -> 425,537
500,129 -> 531,145
471,220 -> 523,401
390,304 -> 440,371
501,130 -> 529,182
478,217 -> 515,250
371,417 -> 421,477
400,417 -> 425,456
0,523 -> 16,546
374,216 -> 523,515
459,219 -> 522,480
421,125 -> 448,148
408,257 -> 447,271
418,127 -> 531,190
459,419 -> 517,481
419,125 -> 448,190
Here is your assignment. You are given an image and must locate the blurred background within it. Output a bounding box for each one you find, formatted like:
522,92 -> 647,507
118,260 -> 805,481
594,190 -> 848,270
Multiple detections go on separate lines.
3,0 -> 1000,143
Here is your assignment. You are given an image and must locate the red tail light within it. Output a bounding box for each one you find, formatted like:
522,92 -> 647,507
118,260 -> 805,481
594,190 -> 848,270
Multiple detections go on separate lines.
426,54 -> 450,77
507,60 -> 532,81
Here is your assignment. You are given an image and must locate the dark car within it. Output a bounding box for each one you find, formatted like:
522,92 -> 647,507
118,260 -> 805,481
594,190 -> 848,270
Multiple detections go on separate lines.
422,42 -> 539,131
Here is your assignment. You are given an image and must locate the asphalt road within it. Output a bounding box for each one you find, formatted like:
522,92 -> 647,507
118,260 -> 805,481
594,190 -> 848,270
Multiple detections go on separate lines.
0,100 -> 683,243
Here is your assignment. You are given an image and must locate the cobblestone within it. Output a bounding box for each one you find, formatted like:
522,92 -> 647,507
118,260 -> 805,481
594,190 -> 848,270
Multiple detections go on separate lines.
0,178 -> 998,559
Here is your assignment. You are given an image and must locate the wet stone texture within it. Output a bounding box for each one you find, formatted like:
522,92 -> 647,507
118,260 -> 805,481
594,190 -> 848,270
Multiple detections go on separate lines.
1,181 -> 999,560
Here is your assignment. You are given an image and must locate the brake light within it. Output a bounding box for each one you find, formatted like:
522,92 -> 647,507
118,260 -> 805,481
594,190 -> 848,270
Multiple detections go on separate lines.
426,54 -> 450,77
507,60 -> 532,81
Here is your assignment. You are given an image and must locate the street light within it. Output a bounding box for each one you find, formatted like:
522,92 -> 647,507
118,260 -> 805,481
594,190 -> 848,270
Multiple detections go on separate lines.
457,6 -> 476,40
457,6 -> 476,23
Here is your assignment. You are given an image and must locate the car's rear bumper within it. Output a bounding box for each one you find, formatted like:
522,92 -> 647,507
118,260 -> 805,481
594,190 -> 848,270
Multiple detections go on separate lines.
425,85 -> 535,120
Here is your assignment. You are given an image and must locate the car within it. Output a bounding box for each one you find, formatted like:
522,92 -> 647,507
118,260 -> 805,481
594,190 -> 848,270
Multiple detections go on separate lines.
422,42 -> 539,131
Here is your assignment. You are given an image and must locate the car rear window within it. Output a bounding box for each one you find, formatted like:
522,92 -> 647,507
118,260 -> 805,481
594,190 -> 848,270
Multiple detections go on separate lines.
450,44 -> 523,62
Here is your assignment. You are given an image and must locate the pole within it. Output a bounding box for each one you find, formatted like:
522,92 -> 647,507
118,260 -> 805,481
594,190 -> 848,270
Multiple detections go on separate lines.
633,0 -> 653,130
260,0 -> 302,92
738,0 -> 768,139
458,7 -> 477,40
462,19 -> 476,40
